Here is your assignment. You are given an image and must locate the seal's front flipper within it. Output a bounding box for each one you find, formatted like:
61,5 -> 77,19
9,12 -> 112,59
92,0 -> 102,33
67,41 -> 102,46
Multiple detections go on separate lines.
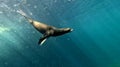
38,38 -> 47,46
38,34 -> 50,46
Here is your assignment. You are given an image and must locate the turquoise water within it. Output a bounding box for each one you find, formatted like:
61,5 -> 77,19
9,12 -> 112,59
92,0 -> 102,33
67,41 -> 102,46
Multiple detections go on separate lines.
0,0 -> 120,67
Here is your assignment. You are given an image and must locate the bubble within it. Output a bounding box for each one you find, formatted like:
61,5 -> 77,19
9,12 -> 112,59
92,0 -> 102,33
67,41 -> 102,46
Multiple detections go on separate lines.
0,5 -> 4,7
44,7 -> 47,10
0,11 -> 3,14
4,62 -> 8,65
46,12 -> 50,15
32,31 -> 35,34
34,5 -> 37,8
26,46 -> 29,48
68,0 -> 72,2
30,13 -> 33,15
27,4 -> 31,6
14,4 -> 17,7
54,0 -> 57,3
23,0 -> 27,4
67,38 -> 70,40
14,30 -> 17,33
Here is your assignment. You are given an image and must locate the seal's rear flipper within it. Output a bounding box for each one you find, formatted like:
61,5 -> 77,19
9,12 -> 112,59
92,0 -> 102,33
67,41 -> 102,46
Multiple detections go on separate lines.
17,10 -> 28,18
17,10 -> 33,23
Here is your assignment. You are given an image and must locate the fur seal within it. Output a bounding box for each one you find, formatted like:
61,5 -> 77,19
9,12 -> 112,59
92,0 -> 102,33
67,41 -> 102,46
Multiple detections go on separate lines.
17,10 -> 73,45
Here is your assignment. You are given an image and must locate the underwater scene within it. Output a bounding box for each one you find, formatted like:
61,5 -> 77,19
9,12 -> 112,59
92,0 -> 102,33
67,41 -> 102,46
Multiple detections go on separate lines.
0,0 -> 120,67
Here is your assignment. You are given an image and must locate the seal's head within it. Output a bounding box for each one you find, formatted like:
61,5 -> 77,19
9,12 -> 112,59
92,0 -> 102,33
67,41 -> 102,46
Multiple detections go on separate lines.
49,27 -> 73,36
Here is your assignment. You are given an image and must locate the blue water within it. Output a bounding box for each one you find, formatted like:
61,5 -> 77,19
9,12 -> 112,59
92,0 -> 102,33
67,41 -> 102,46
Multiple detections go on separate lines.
0,0 -> 120,67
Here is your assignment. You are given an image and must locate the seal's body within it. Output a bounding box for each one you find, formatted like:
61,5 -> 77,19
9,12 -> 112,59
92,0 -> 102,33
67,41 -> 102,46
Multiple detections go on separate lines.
18,10 -> 73,45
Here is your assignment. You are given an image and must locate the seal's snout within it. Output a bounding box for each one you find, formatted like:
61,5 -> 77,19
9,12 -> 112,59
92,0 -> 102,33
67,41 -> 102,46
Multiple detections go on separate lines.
70,28 -> 73,32
65,28 -> 73,32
